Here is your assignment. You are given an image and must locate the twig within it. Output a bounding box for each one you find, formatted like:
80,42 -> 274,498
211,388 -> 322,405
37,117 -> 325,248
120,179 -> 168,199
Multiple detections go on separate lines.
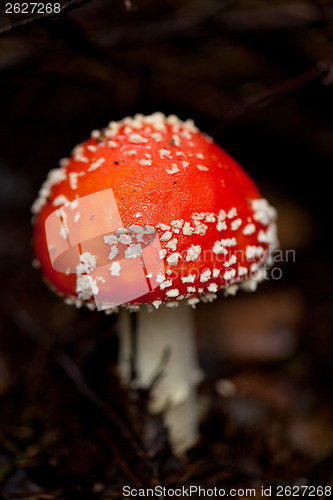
215,2 -> 332,31
40,15 -> 110,60
211,59 -> 331,137
54,350 -> 161,483
101,0 -> 232,47
1,295 -> 45,343
0,0 -> 92,35
99,428 -> 144,488
148,347 -> 171,393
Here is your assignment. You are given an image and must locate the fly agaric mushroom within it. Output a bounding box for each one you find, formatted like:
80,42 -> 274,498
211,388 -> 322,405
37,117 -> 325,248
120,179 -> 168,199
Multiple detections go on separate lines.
32,112 -> 278,455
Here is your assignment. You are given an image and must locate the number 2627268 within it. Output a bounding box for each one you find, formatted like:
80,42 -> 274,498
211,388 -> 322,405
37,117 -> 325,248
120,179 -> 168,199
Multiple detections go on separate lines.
6,3 -> 61,14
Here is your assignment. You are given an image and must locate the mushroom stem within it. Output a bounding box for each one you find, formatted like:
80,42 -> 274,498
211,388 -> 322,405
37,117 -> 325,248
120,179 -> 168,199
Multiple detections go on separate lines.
118,303 -> 201,455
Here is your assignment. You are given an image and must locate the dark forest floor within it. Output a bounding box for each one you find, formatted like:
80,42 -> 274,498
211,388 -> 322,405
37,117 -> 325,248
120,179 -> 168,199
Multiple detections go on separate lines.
1,0 -> 333,498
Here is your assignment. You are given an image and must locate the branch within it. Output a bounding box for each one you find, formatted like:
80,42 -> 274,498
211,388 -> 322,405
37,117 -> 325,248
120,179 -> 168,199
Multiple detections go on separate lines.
54,350 -> 162,485
211,59 -> 332,137
0,0 -> 92,36
215,2 -> 332,31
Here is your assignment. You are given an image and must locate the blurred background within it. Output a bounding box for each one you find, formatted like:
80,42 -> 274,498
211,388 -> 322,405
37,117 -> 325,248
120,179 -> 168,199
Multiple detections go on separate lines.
0,0 -> 333,498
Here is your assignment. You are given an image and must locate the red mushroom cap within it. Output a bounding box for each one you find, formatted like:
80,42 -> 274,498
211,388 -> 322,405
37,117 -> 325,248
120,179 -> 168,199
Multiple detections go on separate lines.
32,113 -> 278,311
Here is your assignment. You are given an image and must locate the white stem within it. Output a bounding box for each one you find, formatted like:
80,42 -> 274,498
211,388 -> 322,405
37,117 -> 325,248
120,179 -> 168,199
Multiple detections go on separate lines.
118,303 -> 202,455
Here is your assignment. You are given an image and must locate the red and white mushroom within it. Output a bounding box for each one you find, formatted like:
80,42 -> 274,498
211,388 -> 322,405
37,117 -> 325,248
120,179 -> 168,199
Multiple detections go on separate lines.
32,112 -> 278,455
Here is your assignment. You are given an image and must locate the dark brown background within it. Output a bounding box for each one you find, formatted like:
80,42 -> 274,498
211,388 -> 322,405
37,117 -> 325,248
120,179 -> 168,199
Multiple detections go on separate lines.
0,1 -> 333,498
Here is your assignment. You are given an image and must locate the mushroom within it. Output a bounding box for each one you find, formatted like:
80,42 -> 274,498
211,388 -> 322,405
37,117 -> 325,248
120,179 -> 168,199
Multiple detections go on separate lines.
32,112 -> 278,455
